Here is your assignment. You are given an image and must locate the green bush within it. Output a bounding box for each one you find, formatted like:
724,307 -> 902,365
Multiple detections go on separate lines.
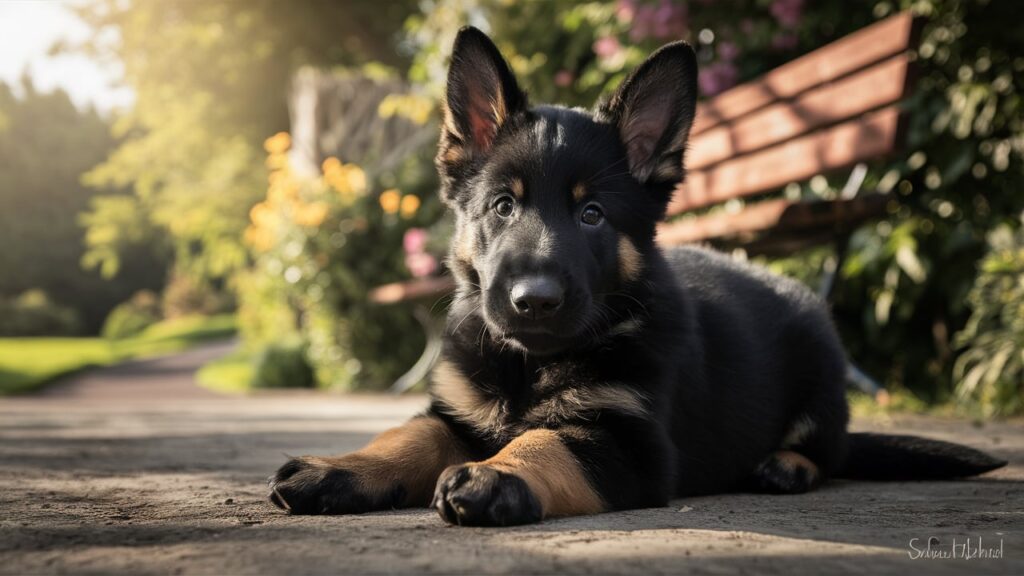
252,341 -> 315,389
0,290 -> 81,336
101,291 -> 161,340
161,273 -> 234,319
954,218 -> 1024,417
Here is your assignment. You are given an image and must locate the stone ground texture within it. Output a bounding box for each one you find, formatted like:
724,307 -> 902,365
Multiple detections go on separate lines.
1,342 -> 1021,575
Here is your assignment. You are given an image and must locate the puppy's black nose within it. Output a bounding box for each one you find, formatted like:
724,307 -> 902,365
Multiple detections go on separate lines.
509,276 -> 564,319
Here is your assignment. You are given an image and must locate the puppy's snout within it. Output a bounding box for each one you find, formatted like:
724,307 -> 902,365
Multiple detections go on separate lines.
509,275 -> 564,319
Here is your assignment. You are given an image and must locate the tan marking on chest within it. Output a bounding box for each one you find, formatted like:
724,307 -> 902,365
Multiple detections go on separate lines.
527,385 -> 650,424
432,360 -> 506,433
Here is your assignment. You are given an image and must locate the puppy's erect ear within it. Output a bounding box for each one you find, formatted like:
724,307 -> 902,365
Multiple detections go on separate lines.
601,42 -> 698,186
439,27 -> 526,168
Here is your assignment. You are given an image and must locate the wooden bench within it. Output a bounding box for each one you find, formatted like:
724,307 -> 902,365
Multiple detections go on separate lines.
372,11 -> 921,394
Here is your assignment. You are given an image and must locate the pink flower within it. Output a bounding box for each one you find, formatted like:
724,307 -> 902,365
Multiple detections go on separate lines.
593,36 -> 622,61
699,61 -> 739,96
405,252 -> 438,278
554,69 -> 575,87
403,227 -> 428,255
616,0 -> 636,23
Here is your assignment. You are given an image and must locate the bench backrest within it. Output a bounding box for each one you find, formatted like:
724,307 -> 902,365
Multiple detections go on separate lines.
664,11 -> 919,220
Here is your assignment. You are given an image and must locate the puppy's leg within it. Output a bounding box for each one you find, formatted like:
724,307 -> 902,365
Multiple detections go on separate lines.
749,390 -> 848,495
750,450 -> 821,494
269,415 -> 471,515
433,421 -> 674,526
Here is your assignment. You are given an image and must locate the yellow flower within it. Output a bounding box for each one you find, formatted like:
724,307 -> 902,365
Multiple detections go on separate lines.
249,202 -> 274,226
379,189 -> 401,214
344,164 -> 367,194
245,225 -> 275,252
294,202 -> 329,228
378,94 -> 435,125
264,132 -> 291,154
324,163 -> 367,199
400,194 -> 421,219
321,156 -> 342,174
265,152 -> 289,170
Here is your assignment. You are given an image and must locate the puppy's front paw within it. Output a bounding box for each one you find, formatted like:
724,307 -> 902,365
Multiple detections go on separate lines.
432,464 -> 542,526
268,456 -> 403,515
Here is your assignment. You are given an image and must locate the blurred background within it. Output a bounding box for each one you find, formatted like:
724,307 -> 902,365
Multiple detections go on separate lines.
0,0 -> 1020,418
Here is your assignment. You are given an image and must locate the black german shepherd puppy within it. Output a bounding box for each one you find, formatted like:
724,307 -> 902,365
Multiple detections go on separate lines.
269,27 -> 1006,525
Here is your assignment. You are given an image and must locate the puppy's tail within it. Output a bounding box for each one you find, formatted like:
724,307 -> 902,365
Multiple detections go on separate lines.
836,433 -> 1007,480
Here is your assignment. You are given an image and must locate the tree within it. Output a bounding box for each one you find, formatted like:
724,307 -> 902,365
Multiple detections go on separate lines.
0,78 -> 166,332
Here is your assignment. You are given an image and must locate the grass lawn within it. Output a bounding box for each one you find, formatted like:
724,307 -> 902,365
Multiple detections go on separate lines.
0,314 -> 236,395
195,350 -> 254,394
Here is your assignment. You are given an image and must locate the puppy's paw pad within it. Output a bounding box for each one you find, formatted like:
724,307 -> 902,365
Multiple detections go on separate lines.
267,457 -> 385,515
432,464 -> 542,526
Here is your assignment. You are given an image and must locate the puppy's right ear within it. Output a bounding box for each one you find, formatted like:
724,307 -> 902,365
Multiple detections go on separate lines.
438,27 -> 526,176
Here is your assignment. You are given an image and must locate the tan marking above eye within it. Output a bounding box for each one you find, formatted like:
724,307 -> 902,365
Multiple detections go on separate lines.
509,178 -> 525,199
572,182 -> 587,203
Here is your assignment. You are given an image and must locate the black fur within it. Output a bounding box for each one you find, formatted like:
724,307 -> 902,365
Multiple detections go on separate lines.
269,459 -> 406,515
839,433 -> 1008,480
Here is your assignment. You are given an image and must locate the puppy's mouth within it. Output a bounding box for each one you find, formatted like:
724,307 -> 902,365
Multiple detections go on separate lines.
499,328 -> 577,356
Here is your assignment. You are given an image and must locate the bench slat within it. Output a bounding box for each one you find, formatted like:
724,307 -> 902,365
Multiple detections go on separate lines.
670,105 -> 902,214
369,275 -> 456,304
657,195 -> 890,246
692,11 -> 915,135
688,54 -> 911,171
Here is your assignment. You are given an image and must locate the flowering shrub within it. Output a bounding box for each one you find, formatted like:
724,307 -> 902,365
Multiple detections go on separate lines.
238,131 -> 440,389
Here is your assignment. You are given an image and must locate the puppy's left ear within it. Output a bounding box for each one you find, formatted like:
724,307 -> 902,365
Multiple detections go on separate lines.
600,42 -> 698,187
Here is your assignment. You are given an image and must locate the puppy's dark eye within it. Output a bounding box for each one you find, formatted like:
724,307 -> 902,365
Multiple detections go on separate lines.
494,196 -> 515,218
581,204 -> 604,226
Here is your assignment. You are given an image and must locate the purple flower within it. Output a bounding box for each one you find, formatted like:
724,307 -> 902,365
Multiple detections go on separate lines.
771,32 -> 798,51
554,69 -> 575,87
770,0 -> 804,29
699,61 -> 739,96
717,40 -> 740,61
629,0 -> 688,41
403,227 -> 429,255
